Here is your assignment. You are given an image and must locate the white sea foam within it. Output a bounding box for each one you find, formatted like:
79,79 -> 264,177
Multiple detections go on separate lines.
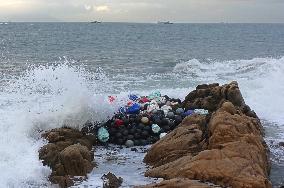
0,63 -> 117,187
173,57 -> 284,126
0,57 -> 284,187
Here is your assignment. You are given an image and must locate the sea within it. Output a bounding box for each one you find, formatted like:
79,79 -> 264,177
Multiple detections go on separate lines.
0,22 -> 283,187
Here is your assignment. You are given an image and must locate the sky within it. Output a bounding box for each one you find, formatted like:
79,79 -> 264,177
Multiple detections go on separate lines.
0,0 -> 284,23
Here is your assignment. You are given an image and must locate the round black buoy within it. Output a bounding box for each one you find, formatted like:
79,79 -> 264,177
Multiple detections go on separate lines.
122,117 -> 129,126
138,123 -> 144,130
125,140 -> 134,147
175,108 -> 184,115
143,126 -> 151,132
141,130 -> 149,138
134,140 -> 141,146
168,120 -> 175,129
117,138 -> 124,145
140,139 -> 147,146
127,135 -> 134,140
167,111 -> 175,119
134,133 -> 140,139
109,127 -> 117,135
163,125 -> 170,132
129,128 -> 136,134
153,117 -> 161,125
115,132 -> 122,138
161,118 -> 169,126
122,129 -> 129,136
175,115 -> 183,124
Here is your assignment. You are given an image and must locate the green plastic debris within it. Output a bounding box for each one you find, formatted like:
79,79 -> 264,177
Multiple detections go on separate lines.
152,124 -> 161,133
148,91 -> 161,101
97,127 -> 109,143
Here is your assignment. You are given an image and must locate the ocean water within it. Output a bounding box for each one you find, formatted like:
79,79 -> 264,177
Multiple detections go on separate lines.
0,22 -> 284,187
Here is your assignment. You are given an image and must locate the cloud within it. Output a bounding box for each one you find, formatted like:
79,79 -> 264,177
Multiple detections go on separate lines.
0,0 -> 284,22
94,5 -> 110,12
84,4 -> 92,11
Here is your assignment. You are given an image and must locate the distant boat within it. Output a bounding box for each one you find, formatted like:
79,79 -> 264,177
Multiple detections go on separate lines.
90,21 -> 102,24
157,21 -> 173,24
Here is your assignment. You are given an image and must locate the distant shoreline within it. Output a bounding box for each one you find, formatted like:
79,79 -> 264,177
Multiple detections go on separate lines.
1,21 -> 284,24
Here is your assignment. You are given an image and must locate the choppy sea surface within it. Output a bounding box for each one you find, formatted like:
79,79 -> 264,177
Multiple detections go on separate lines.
0,22 -> 284,187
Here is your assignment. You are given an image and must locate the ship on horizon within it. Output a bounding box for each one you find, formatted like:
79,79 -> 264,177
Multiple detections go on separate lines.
157,21 -> 173,24
90,21 -> 102,24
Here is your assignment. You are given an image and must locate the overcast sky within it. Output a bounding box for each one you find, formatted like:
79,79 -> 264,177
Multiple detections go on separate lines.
0,0 -> 284,23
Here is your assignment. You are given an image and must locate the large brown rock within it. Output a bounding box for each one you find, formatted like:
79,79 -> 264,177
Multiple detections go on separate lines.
144,114 -> 207,167
144,96 -> 271,188
59,144 -> 94,176
136,178 -> 217,188
39,127 -> 96,187
101,172 -> 123,188
182,81 -> 256,118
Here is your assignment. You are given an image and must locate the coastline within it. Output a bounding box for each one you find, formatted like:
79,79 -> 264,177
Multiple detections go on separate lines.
39,81 -> 272,188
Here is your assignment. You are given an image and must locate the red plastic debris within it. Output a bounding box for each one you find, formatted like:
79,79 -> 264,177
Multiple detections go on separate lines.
127,101 -> 134,106
139,97 -> 150,103
108,96 -> 116,103
115,119 -> 124,127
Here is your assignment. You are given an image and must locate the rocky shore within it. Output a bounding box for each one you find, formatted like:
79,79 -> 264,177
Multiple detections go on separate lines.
39,128 -> 96,187
38,81 -> 272,188
141,81 -> 271,188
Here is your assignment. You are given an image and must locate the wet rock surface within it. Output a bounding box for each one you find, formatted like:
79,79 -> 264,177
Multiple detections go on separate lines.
136,178 -> 220,188
101,172 -> 123,188
39,128 -> 96,187
143,82 -> 272,188
182,81 -> 257,118
144,114 -> 208,167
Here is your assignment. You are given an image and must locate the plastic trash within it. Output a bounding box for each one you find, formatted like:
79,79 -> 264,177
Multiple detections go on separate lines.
129,94 -> 139,101
147,100 -> 160,113
161,105 -> 172,116
194,109 -> 209,115
115,119 -> 124,127
108,96 -> 116,103
167,111 -> 175,119
165,101 -> 171,106
175,108 -> 184,115
127,101 -> 134,106
152,124 -> 161,133
98,127 -> 109,143
119,107 -> 127,114
139,97 -> 150,103
127,103 -> 141,114
160,133 -> 167,138
160,96 -> 167,104
148,91 -> 162,102
184,110 -> 194,116
170,102 -> 179,106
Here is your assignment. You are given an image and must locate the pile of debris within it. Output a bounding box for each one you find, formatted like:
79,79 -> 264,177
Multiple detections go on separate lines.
84,91 -> 209,147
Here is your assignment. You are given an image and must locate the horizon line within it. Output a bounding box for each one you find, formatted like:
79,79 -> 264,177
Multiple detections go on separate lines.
1,21 -> 284,24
